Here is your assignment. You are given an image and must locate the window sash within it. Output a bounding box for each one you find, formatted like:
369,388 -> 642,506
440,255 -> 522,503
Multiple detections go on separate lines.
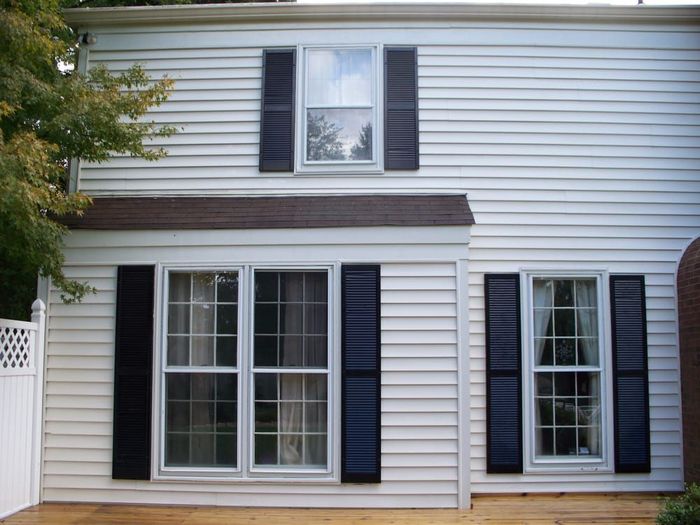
523,272 -> 611,471
301,45 -> 378,167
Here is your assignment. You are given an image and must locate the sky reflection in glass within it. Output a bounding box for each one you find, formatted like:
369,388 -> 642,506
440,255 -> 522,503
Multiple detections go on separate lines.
307,49 -> 372,106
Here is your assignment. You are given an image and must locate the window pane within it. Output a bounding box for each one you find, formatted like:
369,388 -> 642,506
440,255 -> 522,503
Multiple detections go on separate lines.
169,273 -> 191,302
192,304 -> 215,334
553,280 -> 574,307
167,336 -> 189,366
255,373 -> 278,401
192,273 -> 215,303
217,273 -> 238,303
254,335 -> 278,367
217,374 -> 237,401
307,48 -> 372,106
192,401 -> 215,433
166,433 -> 189,465
554,372 -> 576,396
255,304 -> 278,334
256,272 -> 278,302
304,336 -> 328,368
554,309 -> 575,337
533,279 -> 553,308
576,309 -> 597,338
255,402 -> 278,433
533,309 -> 553,338
255,434 -> 278,465
216,336 -> 237,367
216,434 -> 237,466
279,304 -> 303,334
165,373 -> 238,468
554,338 -> 576,366
305,272 -> 327,302
191,336 -> 214,366
536,398 -> 553,426
555,428 -> 577,455
307,109 -> 372,162
253,373 -> 327,468
535,427 -> 553,456
168,304 -> 190,334
305,435 -> 327,466
280,336 -> 303,367
216,304 -> 237,335
280,273 -> 304,302
535,372 -> 553,395
534,338 -> 553,366
554,398 -> 576,426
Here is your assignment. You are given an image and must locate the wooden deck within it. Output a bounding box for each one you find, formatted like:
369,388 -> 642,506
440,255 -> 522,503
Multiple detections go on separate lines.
3,493 -> 663,524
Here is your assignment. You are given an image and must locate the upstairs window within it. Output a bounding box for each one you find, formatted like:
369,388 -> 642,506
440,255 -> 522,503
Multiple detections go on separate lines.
259,46 -> 417,174
304,48 -> 376,165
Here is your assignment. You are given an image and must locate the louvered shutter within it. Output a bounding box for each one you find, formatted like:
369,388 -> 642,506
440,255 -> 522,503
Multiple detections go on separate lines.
384,47 -> 419,170
610,275 -> 651,473
485,273 -> 523,474
113,265 -> 155,480
259,49 -> 295,172
341,265 -> 381,483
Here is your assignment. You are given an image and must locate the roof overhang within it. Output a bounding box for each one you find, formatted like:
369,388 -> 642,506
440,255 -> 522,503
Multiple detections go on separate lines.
64,2 -> 700,28
58,194 -> 475,230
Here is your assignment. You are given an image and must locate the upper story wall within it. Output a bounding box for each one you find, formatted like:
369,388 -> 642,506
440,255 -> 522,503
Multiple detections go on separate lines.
66,3 -> 700,196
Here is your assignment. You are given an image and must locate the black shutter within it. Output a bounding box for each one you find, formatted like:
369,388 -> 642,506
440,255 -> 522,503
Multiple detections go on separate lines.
113,265 -> 155,480
485,273 -> 523,474
384,47 -> 419,170
259,49 -> 295,172
341,265 -> 381,483
610,275 -> 651,473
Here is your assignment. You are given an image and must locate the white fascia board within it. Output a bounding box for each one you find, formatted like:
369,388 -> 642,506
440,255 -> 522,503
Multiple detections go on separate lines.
63,2 -> 700,28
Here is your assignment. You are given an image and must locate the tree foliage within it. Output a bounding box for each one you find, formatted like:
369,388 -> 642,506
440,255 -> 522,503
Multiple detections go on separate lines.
0,0 -> 175,319
306,113 -> 345,161
350,122 -> 372,161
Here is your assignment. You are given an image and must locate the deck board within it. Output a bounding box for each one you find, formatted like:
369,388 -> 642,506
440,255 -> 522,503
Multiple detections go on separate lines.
3,494 -> 663,525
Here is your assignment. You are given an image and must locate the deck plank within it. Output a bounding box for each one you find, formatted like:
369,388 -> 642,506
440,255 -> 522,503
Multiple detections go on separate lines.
3,494 -> 663,525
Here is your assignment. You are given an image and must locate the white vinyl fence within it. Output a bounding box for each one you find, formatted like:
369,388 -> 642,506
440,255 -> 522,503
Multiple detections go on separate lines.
0,300 -> 45,519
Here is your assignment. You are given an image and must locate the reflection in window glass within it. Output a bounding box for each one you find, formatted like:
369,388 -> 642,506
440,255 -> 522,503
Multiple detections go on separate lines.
305,48 -> 374,164
307,49 -> 372,106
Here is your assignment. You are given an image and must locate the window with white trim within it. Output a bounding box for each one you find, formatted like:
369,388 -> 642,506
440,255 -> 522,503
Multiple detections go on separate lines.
161,267 -> 331,477
164,271 -> 240,469
525,274 -> 609,468
299,46 -> 380,172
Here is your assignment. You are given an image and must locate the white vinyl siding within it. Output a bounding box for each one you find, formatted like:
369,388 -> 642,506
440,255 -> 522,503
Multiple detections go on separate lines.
52,9 -> 699,501
42,228 -> 466,507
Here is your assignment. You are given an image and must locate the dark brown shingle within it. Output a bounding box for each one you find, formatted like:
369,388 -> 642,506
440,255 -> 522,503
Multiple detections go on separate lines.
59,195 -> 474,230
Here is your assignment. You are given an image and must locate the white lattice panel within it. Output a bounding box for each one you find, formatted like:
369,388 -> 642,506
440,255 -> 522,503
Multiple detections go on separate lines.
0,326 -> 32,370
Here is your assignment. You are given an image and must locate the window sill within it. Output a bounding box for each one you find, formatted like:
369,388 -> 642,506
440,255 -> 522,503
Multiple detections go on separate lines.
294,167 -> 384,176
152,473 -> 339,484
524,463 -> 613,475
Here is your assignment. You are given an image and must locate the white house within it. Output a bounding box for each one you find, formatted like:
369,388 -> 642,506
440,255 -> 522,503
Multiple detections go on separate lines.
41,2 -> 700,509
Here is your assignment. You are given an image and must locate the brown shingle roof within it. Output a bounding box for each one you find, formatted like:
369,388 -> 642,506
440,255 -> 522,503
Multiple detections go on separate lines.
59,195 -> 474,230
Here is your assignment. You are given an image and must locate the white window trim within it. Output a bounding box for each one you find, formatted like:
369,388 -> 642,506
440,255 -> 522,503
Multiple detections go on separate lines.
295,43 -> 384,175
520,269 -> 615,474
152,263 -> 338,483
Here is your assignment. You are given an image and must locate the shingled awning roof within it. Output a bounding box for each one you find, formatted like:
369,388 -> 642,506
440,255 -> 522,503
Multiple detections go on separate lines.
59,195 -> 474,230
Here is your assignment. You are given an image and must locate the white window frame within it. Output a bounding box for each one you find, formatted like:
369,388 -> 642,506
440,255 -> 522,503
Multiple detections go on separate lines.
295,44 -> 383,175
154,264 -> 337,482
521,269 -> 614,473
